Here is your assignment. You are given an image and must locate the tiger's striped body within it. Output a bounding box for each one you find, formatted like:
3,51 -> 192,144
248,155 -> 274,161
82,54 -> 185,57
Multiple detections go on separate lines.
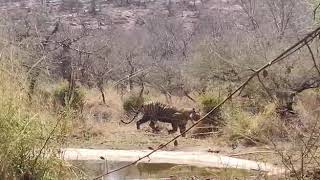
135,102 -> 199,137
168,108 -> 201,136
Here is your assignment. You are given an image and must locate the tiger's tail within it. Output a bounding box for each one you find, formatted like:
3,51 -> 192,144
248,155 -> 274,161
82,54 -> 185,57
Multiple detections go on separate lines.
121,111 -> 139,124
121,107 -> 141,124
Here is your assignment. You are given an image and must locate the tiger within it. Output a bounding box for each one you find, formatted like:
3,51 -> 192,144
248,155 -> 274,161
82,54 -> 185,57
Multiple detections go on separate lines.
168,108 -> 201,137
121,102 -> 200,137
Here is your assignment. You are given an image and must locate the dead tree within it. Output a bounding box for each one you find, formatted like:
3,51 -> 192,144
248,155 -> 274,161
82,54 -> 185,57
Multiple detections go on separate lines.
89,0 -> 98,15
126,53 -> 136,92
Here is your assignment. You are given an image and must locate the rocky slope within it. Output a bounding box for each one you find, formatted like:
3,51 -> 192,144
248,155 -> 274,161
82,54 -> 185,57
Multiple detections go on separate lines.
0,0 -> 243,31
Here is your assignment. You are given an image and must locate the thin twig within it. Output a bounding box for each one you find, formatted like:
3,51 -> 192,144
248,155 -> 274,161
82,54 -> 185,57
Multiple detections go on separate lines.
305,41 -> 320,76
32,116 -> 62,170
314,2 -> 320,21
248,67 -> 276,101
26,56 -> 46,75
257,74 -> 276,101
113,68 -> 151,87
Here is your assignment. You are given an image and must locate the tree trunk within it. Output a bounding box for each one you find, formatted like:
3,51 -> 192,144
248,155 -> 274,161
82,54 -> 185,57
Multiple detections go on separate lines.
27,69 -> 40,102
97,78 -> 106,104
127,59 -> 134,92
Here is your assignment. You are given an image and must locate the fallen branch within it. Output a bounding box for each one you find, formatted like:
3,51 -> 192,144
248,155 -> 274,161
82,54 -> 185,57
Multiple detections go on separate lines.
229,151 -> 275,157
192,126 -> 217,129
190,132 -> 219,136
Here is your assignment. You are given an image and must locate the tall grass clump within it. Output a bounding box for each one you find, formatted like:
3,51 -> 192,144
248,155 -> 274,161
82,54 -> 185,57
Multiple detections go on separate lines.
0,67 -> 71,179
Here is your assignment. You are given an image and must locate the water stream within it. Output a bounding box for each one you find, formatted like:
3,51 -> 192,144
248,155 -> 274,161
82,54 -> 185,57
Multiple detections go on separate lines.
71,160 -> 253,179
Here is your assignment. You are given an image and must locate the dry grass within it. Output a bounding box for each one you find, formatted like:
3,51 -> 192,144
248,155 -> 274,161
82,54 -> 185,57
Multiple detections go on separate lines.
85,87 -> 124,122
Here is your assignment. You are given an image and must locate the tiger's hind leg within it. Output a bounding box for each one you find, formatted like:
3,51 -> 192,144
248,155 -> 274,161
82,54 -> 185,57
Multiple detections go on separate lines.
136,115 -> 150,129
168,122 -> 178,134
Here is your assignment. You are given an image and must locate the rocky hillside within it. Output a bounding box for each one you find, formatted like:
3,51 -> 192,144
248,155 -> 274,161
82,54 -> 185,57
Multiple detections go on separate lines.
0,0 -> 243,31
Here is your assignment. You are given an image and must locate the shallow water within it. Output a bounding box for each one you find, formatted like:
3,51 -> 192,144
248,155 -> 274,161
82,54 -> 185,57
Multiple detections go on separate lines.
71,160 -> 253,179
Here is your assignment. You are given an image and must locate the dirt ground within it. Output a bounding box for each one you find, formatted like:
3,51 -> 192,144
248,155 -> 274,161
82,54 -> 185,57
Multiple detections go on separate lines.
68,119 -> 283,167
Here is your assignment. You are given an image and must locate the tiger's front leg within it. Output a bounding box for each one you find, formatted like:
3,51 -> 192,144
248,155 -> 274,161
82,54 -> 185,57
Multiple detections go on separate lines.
179,124 -> 187,137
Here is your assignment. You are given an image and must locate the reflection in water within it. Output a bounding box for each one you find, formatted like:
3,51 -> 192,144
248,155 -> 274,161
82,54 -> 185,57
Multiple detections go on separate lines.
71,160 -> 252,179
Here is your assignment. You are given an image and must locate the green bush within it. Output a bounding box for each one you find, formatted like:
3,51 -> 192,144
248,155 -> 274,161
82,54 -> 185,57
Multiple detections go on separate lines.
199,94 -> 222,113
123,95 -> 145,113
53,83 -> 85,111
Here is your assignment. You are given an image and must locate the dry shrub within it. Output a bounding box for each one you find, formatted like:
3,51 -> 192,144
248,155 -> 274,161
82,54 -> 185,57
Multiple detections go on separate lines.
224,102 -> 282,145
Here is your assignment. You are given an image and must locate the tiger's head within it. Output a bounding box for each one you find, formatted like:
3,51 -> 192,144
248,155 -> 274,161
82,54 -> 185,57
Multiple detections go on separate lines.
189,108 -> 201,123
178,107 -> 201,123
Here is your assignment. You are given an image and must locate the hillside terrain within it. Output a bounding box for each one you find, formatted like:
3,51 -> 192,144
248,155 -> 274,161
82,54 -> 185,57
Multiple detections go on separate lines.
1,0 -> 242,31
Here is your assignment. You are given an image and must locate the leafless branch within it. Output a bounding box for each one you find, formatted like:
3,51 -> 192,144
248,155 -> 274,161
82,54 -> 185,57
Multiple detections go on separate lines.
305,41 -> 320,76
314,2 -> 320,21
26,56 -> 46,75
113,68 -> 152,87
